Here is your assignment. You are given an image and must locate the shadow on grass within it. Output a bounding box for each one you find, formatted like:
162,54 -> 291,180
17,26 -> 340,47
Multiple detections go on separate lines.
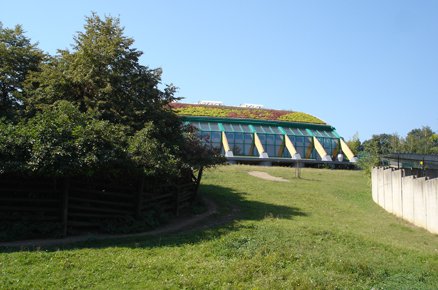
0,184 -> 307,253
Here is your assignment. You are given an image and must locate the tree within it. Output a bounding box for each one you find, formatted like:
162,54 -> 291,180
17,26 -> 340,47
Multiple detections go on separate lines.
2,14 -> 223,179
346,132 -> 361,155
25,13 -> 178,132
358,133 -> 401,177
404,126 -> 438,154
0,22 -> 44,118
361,133 -> 402,156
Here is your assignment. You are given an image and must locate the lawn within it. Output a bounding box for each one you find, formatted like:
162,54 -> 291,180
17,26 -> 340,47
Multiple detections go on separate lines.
1,165 -> 438,289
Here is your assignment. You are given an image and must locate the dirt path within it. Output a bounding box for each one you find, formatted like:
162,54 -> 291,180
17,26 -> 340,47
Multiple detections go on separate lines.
0,198 -> 228,249
248,171 -> 289,182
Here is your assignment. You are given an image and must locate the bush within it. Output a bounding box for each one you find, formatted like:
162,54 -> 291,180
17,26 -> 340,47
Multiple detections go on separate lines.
128,122 -> 181,177
1,101 -> 131,176
0,119 -> 31,174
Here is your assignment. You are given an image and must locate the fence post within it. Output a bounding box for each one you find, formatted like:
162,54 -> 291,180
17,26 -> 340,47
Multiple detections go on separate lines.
194,166 -> 204,197
62,177 -> 70,237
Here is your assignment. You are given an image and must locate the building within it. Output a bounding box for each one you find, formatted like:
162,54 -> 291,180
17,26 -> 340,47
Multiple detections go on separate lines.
172,102 -> 357,166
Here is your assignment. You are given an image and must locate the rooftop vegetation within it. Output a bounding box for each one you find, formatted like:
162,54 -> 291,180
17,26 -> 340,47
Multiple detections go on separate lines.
171,103 -> 326,125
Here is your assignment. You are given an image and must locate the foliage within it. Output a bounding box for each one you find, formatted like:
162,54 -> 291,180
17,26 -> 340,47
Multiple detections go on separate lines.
404,126 -> 438,154
0,119 -> 31,173
2,166 -> 438,289
345,132 -> 361,155
128,122 -> 181,176
0,14 -> 223,179
0,22 -> 44,119
277,111 -> 325,124
1,101 -> 130,176
179,124 -> 225,169
24,14 -> 178,131
356,127 -> 438,178
172,103 -> 325,124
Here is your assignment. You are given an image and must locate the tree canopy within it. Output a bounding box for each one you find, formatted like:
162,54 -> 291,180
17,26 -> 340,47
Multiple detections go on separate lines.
25,13 -> 177,130
0,22 -> 44,118
0,14 -> 223,177
349,126 -> 438,175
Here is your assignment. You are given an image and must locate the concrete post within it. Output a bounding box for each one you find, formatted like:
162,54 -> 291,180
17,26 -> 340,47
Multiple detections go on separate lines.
402,175 -> 415,223
383,168 -> 393,213
425,178 -> 438,234
391,169 -> 403,218
413,177 -> 427,228
378,167 -> 385,207
371,167 -> 378,203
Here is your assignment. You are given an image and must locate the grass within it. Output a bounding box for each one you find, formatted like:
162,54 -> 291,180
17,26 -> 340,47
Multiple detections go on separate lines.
1,165 -> 438,289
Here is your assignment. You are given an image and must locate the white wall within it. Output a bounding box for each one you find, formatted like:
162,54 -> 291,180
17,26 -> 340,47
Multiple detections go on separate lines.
372,167 -> 438,235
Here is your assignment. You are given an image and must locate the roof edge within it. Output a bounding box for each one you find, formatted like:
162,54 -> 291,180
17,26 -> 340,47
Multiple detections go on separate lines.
180,115 -> 335,131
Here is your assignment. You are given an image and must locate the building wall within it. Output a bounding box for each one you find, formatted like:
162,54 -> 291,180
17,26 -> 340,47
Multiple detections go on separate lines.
185,117 -> 350,162
372,167 -> 438,234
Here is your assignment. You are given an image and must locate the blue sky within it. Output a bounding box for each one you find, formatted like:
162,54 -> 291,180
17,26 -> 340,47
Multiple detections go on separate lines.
1,0 -> 437,141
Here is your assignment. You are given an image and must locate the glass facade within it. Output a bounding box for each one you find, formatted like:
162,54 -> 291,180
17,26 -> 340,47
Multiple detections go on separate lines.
188,120 -> 340,160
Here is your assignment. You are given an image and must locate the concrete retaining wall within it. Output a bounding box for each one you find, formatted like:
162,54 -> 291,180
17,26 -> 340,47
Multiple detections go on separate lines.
372,167 -> 438,234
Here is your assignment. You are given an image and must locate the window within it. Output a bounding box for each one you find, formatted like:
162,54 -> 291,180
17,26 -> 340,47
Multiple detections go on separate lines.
223,123 -> 233,131
199,122 -> 210,131
211,132 -> 221,143
209,122 -> 220,131
231,124 -> 243,132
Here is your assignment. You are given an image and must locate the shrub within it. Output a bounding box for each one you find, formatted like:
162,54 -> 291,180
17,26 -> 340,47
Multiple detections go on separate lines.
0,119 -> 31,174
28,101 -> 131,176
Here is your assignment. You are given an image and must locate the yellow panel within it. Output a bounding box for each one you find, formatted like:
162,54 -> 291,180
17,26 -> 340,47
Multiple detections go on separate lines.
222,132 -> 231,152
254,132 -> 266,156
313,137 -> 328,159
284,135 -> 297,156
340,138 -> 356,161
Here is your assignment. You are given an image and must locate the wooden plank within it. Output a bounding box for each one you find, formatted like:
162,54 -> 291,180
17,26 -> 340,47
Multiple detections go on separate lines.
143,192 -> 174,202
0,197 -> 59,203
69,204 -> 130,215
0,205 -> 58,212
71,188 -> 134,199
69,196 -> 133,208
0,216 -> 59,221
0,188 -> 58,194
69,212 -> 127,218
70,180 -> 136,192
68,221 -> 100,227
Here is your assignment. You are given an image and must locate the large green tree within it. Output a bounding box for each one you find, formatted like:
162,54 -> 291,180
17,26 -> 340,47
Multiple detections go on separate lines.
0,22 -> 44,118
404,126 -> 438,154
25,13 -> 178,132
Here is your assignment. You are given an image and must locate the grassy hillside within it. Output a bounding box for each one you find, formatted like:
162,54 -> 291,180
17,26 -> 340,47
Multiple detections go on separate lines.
1,166 -> 438,289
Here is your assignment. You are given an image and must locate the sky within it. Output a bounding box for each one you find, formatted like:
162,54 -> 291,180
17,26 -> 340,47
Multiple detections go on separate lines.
1,0 -> 438,141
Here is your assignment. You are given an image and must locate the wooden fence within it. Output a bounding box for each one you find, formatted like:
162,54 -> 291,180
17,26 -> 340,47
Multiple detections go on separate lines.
0,167 -> 203,237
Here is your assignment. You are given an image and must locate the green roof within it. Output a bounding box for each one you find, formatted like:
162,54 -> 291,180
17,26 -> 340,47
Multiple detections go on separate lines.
171,103 -> 326,125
